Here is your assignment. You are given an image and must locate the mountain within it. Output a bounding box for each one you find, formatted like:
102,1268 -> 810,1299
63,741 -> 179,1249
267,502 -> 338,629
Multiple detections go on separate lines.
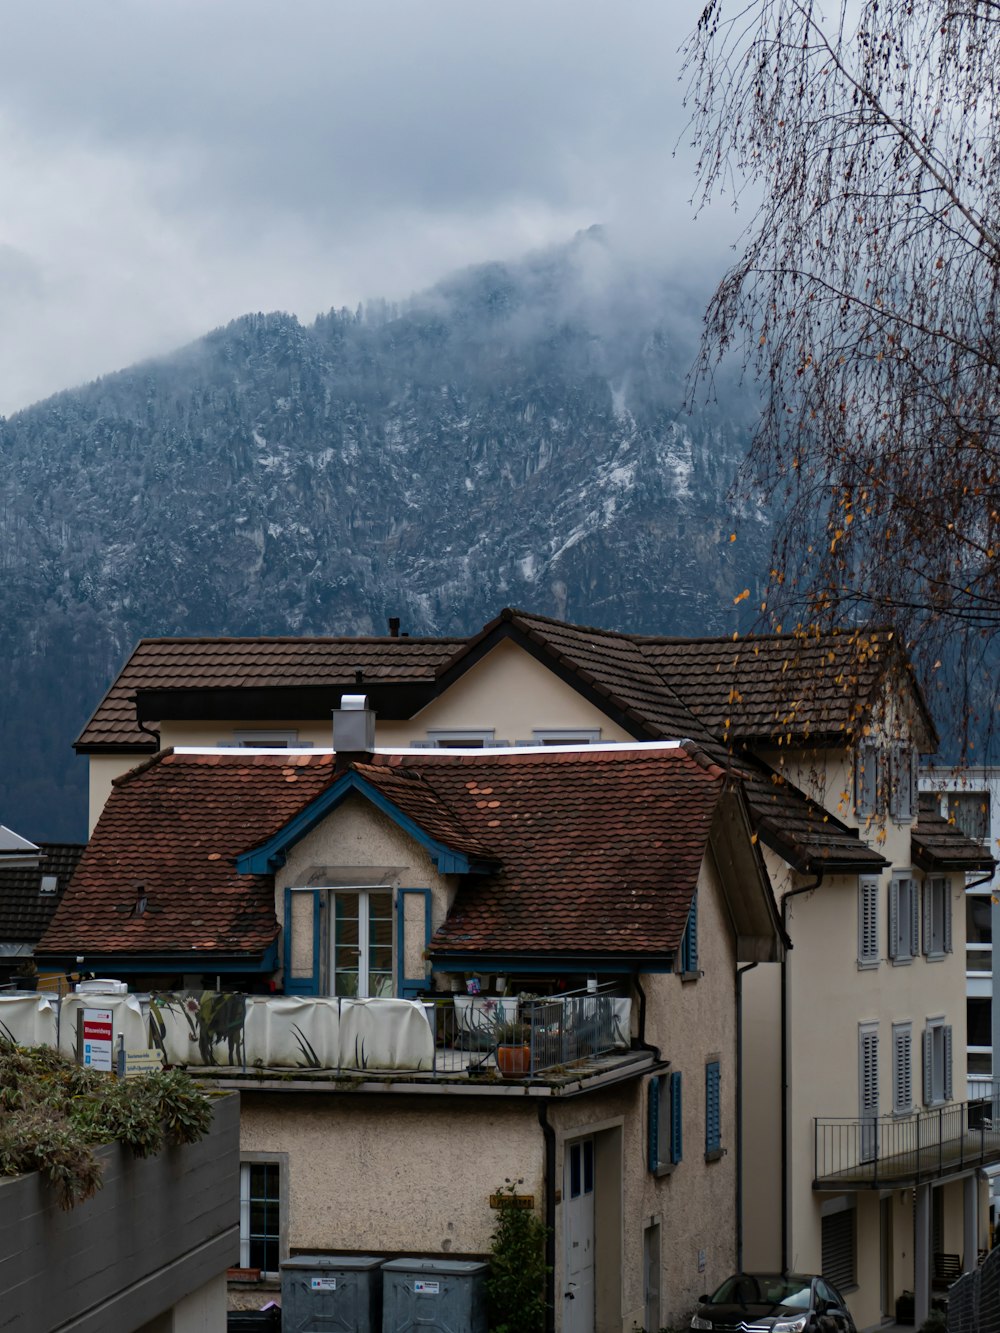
0,228 -> 769,841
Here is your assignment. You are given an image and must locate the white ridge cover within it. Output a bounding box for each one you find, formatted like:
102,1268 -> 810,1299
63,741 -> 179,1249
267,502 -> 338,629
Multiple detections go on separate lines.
0,994 -> 57,1047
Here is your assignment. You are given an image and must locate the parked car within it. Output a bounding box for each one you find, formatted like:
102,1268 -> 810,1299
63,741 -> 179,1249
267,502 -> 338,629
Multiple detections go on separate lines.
690,1274 -> 857,1333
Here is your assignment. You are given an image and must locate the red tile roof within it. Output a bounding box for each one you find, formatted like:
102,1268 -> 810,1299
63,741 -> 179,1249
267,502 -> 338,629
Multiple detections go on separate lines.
39,746 -> 731,962
0,844 -> 84,943
911,812 -> 996,874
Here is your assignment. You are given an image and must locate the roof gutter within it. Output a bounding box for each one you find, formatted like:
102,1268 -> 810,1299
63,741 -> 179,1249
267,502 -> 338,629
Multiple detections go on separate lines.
781,871 -> 823,1274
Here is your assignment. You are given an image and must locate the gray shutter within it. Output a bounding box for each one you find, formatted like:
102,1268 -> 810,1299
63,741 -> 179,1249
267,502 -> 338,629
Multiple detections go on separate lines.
910,750 -> 920,818
909,881 -> 920,960
893,1028 -> 912,1113
923,1028 -> 934,1106
888,880 -> 899,959
944,1026 -> 953,1101
889,744 -> 901,819
859,877 -> 878,963
922,879 -> 932,957
943,882 -> 953,954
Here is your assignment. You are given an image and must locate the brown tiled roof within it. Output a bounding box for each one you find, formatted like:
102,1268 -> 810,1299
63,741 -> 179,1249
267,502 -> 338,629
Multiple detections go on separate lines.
0,844 -> 84,943
75,636 -> 465,749
636,628 -> 935,747
38,752 -> 338,957
911,813 -> 997,874
40,746 -> 732,962
411,746 -> 728,956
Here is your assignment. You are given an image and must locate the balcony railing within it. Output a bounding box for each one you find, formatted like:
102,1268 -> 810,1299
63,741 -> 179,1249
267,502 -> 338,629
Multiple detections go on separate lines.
815,1087 -> 1000,1188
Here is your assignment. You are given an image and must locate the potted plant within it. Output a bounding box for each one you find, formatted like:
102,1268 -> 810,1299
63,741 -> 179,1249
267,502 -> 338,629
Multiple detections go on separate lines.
494,1018 -> 531,1076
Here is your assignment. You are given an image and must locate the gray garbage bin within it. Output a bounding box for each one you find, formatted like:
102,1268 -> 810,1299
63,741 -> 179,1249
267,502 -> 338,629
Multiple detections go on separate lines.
281,1253 -> 383,1333
381,1258 -> 489,1333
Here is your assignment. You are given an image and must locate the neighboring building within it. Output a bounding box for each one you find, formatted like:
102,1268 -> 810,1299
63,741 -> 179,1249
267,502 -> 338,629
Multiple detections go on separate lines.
63,609 -> 999,1328
38,738 -> 784,1331
0,833 -> 83,985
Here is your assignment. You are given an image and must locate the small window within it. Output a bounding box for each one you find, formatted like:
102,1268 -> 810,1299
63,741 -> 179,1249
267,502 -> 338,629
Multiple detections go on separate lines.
705,1061 -> 722,1159
679,894 -> 698,976
39,875 -> 58,894
239,1161 -> 282,1275
858,876 -> 879,967
922,877 -> 952,959
889,873 -> 919,963
423,730 -> 497,749
968,996 -> 992,1049
648,1071 -> 682,1173
529,729 -> 602,746
233,729 -> 301,748
923,1018 -> 953,1106
892,1023 -> 912,1115
948,791 -> 991,845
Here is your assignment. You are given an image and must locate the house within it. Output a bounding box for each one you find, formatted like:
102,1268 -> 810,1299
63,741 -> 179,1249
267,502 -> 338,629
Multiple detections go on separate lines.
0,825 -> 82,985
66,608 -> 998,1327
38,733 -> 784,1331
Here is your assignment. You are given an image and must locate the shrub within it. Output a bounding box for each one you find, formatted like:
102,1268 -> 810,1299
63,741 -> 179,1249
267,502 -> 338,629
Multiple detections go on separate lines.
486,1178 -> 550,1333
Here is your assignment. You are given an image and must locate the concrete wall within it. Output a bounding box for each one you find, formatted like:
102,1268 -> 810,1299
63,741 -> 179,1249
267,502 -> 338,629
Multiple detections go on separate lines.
0,1092 -> 239,1333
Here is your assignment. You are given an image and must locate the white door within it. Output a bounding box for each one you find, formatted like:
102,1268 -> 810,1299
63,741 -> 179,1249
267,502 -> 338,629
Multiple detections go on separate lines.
564,1137 -> 595,1333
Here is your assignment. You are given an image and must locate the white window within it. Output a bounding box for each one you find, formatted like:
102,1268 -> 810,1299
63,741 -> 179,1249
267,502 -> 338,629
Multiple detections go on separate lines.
888,743 -> 918,823
854,740 -> 881,817
889,873 -> 919,963
922,876 -> 952,959
923,1018 -> 953,1106
518,729 -> 602,746
858,876 -> 880,967
892,1023 -> 913,1114
233,729 -> 302,748
239,1158 -> 284,1276
419,730 -> 499,749
330,889 -> 393,997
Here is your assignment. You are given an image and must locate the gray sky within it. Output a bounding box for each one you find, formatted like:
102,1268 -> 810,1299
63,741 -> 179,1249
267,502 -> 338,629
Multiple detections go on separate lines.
0,0 -> 739,416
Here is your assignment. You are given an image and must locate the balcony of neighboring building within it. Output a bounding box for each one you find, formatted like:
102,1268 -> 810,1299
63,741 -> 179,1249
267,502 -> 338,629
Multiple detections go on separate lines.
814,1087 -> 1000,1189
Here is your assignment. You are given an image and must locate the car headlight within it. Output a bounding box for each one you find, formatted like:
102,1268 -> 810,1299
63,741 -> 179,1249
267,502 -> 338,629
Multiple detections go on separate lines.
691,1317 -> 713,1330
772,1317 -> 808,1333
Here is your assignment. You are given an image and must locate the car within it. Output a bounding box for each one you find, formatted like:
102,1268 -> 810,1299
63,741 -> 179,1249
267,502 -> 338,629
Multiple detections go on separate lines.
689,1273 -> 858,1333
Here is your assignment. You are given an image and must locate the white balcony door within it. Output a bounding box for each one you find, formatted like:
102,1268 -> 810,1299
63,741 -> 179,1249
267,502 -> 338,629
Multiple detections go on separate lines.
329,890 -> 393,997
564,1137 -> 595,1333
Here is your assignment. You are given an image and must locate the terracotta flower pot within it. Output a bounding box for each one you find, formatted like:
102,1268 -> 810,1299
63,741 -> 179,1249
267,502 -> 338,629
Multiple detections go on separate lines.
497,1043 -> 531,1076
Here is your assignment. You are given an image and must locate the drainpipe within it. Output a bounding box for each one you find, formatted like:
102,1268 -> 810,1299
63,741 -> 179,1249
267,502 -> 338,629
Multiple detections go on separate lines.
781,872 -> 823,1274
537,1100 -> 557,1333
633,974 -> 661,1060
736,960 -> 759,1274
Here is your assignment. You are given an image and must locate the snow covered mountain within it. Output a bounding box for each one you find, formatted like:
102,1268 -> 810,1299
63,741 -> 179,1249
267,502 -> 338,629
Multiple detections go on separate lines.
0,228 -> 768,839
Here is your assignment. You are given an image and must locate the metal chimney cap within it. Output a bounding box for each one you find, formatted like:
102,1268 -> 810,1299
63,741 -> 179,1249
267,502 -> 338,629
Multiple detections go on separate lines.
340,694 -> 368,711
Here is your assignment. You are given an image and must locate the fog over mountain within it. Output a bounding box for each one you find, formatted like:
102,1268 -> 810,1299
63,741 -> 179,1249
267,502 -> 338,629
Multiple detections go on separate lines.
0,229 -> 769,841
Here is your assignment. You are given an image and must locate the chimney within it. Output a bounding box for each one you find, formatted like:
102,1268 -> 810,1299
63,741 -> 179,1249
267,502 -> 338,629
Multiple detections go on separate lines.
333,693 -> 375,770
388,617 -> 401,638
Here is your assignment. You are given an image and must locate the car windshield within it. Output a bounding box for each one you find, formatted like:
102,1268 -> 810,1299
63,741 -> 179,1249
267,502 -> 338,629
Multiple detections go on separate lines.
710,1276 -> 812,1308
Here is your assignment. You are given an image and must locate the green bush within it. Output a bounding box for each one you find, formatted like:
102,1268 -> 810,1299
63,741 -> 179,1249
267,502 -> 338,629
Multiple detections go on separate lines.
487,1178 -> 550,1333
0,1042 -> 214,1208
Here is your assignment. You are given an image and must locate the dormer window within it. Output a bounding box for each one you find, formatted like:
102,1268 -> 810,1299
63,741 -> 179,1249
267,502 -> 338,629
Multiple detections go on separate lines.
39,875 -> 58,895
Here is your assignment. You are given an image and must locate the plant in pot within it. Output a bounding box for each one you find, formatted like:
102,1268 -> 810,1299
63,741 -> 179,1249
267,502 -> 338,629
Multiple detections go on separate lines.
494,1018 -> 531,1077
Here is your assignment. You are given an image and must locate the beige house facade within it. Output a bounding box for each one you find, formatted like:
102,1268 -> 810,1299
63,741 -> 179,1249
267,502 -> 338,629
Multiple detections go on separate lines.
65,610 -> 999,1329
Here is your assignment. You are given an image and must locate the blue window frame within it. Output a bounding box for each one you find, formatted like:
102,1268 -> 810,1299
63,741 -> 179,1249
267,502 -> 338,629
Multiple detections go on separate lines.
648,1071 -> 683,1174
680,894 -> 698,974
705,1061 -> 721,1157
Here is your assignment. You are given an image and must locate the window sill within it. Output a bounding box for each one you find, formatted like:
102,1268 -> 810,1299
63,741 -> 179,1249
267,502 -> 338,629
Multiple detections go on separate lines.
890,956 -> 913,967
653,1162 -> 677,1179
924,952 -> 945,963
679,971 -> 700,984
857,959 -> 880,971
704,1147 -> 726,1163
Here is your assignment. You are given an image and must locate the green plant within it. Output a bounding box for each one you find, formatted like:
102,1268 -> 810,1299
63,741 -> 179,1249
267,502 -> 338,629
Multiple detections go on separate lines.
493,1019 -> 529,1045
486,1178 -> 550,1333
0,1041 -> 214,1208
918,1312 -> 947,1333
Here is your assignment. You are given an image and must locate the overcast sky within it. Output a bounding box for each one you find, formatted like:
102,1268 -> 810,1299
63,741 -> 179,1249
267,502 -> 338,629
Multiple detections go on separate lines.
0,1 -> 741,416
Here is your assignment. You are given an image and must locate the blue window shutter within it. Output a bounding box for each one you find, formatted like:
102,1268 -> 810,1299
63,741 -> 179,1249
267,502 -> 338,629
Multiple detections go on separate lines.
681,894 -> 698,973
705,1061 -> 721,1155
670,1071 -> 683,1164
648,1077 -> 660,1172
283,888 -> 322,995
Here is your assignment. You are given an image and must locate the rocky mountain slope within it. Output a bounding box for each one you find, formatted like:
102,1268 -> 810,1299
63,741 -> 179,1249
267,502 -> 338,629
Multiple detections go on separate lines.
0,229 -> 768,840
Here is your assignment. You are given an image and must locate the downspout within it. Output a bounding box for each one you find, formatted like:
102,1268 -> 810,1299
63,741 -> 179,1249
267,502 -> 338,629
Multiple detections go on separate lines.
633,973 -> 661,1060
537,1100 -> 557,1333
781,872 -> 823,1275
736,960 -> 759,1275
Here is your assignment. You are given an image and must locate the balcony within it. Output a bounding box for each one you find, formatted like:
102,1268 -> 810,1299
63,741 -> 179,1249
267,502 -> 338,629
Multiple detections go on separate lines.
815,1089 -> 1000,1189
144,987 -> 642,1092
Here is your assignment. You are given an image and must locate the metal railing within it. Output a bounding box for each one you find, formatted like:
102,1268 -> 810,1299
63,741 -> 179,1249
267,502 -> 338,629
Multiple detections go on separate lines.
815,1085 -> 1000,1187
